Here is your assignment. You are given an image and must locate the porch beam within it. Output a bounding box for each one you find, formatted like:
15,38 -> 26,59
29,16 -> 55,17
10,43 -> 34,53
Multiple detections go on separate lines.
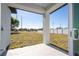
7,3 -> 45,14
46,3 -> 65,14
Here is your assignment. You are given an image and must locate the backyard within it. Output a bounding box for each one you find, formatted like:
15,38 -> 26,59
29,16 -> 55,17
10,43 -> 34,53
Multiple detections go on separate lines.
50,34 -> 68,51
10,31 -> 68,51
10,31 -> 43,49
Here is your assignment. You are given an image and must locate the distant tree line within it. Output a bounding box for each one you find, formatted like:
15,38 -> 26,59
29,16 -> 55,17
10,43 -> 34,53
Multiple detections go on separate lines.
11,17 -> 43,32
18,28 -> 43,31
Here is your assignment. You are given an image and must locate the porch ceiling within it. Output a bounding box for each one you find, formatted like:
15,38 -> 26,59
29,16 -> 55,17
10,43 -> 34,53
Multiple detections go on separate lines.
21,3 -> 56,10
7,3 -> 56,14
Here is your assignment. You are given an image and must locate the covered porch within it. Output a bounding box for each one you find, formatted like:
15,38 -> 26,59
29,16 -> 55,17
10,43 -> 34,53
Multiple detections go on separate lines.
7,44 -> 68,56
1,3 -> 79,56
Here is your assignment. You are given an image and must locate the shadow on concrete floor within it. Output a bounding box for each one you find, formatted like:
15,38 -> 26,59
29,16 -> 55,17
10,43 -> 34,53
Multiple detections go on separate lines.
47,44 -> 68,55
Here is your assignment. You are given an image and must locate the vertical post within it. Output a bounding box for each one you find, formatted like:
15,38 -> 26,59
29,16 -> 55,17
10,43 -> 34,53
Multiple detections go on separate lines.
0,3 -> 1,46
21,16 -> 22,29
43,12 -> 50,44
68,3 -> 74,56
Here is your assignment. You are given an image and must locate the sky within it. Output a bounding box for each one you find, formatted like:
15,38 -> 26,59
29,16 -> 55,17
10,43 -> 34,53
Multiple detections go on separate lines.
11,10 -> 43,29
11,4 -> 68,29
50,5 -> 68,29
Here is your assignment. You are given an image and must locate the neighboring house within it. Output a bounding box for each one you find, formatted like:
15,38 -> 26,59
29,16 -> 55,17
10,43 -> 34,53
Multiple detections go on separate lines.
51,27 -> 68,35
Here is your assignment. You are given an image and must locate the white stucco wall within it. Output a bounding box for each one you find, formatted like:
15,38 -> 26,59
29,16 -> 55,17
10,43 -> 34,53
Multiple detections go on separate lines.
0,3 -> 11,55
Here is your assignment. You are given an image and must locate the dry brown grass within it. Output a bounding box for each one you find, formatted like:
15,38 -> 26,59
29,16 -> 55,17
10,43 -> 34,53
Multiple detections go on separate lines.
50,33 -> 68,51
10,31 -> 43,49
10,31 -> 68,51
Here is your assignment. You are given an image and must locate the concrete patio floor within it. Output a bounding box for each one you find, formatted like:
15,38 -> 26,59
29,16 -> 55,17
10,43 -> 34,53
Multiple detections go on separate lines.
6,44 -> 68,56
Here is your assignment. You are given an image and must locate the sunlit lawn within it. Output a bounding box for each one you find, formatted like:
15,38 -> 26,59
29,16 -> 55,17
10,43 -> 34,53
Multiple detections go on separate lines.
10,31 -> 68,51
10,31 -> 43,49
50,34 -> 68,51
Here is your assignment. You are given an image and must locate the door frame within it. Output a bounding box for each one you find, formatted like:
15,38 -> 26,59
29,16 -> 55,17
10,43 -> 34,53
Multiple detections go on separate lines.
68,3 -> 74,56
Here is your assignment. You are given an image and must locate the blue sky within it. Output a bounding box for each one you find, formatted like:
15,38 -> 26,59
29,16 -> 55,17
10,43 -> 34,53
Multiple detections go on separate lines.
11,5 -> 68,29
11,9 -> 43,29
50,5 -> 68,29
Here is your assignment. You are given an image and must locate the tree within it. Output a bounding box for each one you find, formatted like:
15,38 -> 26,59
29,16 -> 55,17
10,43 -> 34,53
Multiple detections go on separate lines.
11,17 -> 19,31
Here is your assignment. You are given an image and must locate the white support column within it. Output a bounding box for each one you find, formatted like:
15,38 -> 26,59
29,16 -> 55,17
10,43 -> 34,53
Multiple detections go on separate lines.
43,12 -> 50,44
68,3 -> 74,56
0,3 -> 11,55
0,3 -> 1,45
0,3 -> 1,40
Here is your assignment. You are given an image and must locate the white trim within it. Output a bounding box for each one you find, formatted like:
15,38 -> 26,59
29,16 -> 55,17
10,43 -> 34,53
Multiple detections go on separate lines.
68,3 -> 74,56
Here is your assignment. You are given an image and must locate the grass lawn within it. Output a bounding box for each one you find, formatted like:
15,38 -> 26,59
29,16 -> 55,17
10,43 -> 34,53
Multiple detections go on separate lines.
50,34 -> 68,51
10,31 -> 43,49
10,31 -> 68,51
